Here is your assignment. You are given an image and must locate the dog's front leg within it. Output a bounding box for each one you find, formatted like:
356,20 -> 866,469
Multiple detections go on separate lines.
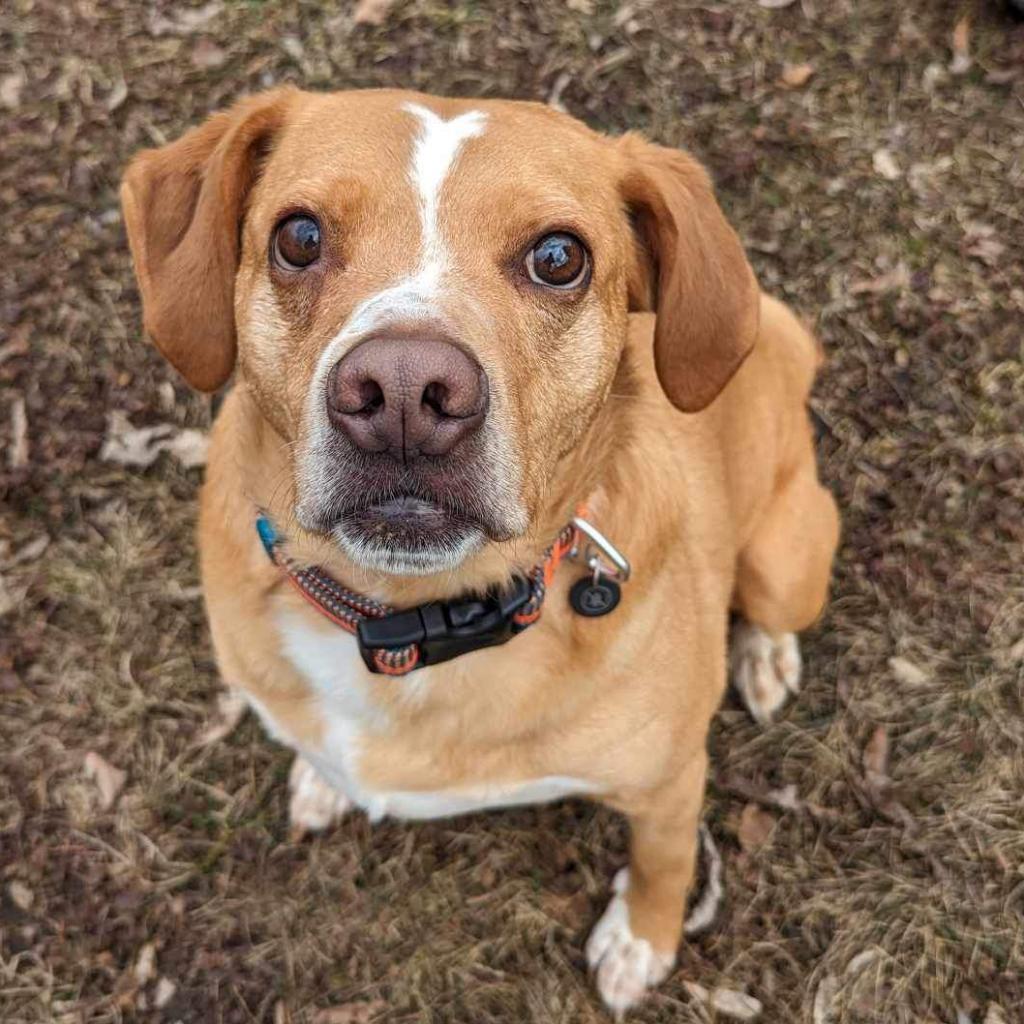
587,753 -> 707,1017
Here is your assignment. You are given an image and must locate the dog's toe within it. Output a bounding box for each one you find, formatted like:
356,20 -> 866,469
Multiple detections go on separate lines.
288,757 -> 351,835
730,622 -> 802,726
586,869 -> 674,1019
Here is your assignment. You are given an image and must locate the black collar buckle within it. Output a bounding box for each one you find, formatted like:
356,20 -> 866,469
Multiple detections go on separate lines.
356,575 -> 533,673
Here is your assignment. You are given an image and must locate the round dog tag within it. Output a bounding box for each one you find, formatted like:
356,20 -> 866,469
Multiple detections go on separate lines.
569,576 -> 621,617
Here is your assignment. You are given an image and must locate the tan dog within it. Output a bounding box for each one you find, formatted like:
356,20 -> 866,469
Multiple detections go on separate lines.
121,87 -> 838,1015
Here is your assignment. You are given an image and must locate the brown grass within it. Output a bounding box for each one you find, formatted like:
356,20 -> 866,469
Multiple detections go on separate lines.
2,1 -> 1023,1021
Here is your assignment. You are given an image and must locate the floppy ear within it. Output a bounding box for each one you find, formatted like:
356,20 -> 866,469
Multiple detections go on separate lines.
120,88 -> 296,392
619,134 -> 760,412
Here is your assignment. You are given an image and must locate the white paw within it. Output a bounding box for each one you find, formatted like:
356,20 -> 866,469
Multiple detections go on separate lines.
586,868 -> 675,1019
288,757 -> 351,835
730,622 -> 802,726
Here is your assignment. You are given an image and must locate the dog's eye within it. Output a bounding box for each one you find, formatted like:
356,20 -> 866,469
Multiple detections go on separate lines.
525,233 -> 589,289
273,214 -> 321,270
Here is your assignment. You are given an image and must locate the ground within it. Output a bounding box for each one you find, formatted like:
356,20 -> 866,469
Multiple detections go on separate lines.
2,1 -> 1023,1022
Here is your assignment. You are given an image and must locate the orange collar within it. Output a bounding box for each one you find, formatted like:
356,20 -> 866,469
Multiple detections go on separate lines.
256,508 -> 628,676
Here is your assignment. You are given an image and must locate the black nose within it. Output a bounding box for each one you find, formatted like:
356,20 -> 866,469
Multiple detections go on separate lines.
326,337 -> 488,461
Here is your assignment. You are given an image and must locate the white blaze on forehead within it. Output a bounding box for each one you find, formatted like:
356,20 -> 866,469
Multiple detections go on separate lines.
402,102 -> 487,287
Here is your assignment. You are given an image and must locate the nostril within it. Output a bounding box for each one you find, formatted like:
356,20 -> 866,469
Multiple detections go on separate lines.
421,381 -> 450,419
356,379 -> 385,416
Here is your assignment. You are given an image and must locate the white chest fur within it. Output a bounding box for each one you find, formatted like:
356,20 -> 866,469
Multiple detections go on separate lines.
269,607 -> 595,821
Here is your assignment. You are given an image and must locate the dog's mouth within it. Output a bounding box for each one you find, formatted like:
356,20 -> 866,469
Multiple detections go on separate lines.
316,494 -> 492,576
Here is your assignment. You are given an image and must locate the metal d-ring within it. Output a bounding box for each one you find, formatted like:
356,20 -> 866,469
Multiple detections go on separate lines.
571,515 -> 631,582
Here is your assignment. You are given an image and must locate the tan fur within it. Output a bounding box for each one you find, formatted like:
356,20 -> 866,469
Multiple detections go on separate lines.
122,88 -> 839,1008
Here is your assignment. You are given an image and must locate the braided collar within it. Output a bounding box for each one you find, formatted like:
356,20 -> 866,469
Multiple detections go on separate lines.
256,509 -> 627,676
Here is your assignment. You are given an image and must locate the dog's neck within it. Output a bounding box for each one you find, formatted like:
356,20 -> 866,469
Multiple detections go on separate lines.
239,337 -> 651,609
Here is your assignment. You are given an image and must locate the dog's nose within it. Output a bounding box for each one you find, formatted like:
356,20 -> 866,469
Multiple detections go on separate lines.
326,337 -> 488,460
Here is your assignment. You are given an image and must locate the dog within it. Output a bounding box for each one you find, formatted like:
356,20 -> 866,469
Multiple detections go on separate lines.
121,87 -> 839,1015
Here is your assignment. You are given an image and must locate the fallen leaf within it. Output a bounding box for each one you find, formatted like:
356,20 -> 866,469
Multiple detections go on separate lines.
312,1001 -> 386,1024
148,1 -> 223,36
984,1007 -> 1008,1024
758,0 -> 797,7
1,534 -> 49,569
163,428 -> 209,469
1,71 -> 26,110
352,0 -> 394,26
83,751 -> 127,810
684,824 -> 724,935
99,412 -> 208,469
780,63 -> 814,88
105,76 -> 128,112
8,396 -> 28,469
850,264 -> 910,295
135,941 -> 157,984
813,974 -> 840,1024
567,0 -> 594,10
872,148 -> 901,181
154,977 -> 177,1008
8,880 -> 34,911
191,38 -> 227,69
950,16 -> 972,75
888,656 -> 928,687
711,988 -> 763,1021
737,803 -> 775,853
862,725 -> 890,786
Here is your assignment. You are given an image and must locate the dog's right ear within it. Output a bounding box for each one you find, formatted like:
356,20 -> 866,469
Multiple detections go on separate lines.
120,88 -> 297,392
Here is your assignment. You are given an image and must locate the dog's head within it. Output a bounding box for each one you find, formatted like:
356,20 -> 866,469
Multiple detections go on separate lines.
122,88 -> 757,575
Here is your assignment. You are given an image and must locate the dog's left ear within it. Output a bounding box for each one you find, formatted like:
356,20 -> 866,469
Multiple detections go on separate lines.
120,88 -> 296,392
619,134 -> 759,413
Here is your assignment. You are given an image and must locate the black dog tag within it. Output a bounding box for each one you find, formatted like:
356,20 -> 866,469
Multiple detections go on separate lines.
569,576 -> 621,617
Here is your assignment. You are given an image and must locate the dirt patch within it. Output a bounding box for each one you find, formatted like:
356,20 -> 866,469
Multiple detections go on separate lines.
2,1 -> 1023,1021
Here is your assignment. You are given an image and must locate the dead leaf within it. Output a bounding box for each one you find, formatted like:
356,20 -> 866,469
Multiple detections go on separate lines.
135,941 -> 157,984
1,534 -> 49,569
813,975 -> 840,1024
147,1 -> 223,36
105,76 -> 128,112
758,0 -> 797,7
711,988 -> 763,1021
950,16 -> 972,76
312,1001 -> 386,1024
684,982 -> 762,1021
83,751 -> 127,810
100,411 -> 174,467
780,63 -> 814,88
163,428 -> 209,469
352,0 -> 394,26
737,803 -> 775,853
1,71 -> 26,110
8,880 -> 34,911
983,1007 -> 1008,1024
888,656 -> 927,687
99,412 -> 207,469
191,38 -> 227,69
154,977 -> 177,1008
196,690 -> 247,747
8,396 -> 28,469
862,725 -> 890,786
850,264 -> 910,295
872,148 -> 901,181
567,0 -> 594,11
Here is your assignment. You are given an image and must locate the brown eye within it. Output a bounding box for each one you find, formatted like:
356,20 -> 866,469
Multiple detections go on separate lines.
525,232 -> 589,289
273,214 -> 321,270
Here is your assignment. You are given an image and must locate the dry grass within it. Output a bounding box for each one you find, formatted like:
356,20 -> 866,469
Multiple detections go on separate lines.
2,0 -> 1024,1021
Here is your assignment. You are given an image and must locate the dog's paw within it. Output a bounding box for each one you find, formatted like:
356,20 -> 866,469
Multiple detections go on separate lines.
586,869 -> 675,1019
730,622 -> 802,726
288,757 -> 351,836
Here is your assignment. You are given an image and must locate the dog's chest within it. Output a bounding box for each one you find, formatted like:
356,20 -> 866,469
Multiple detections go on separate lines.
270,607 -> 594,821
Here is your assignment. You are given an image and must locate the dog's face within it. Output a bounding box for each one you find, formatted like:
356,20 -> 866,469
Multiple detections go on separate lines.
122,88 -> 757,575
